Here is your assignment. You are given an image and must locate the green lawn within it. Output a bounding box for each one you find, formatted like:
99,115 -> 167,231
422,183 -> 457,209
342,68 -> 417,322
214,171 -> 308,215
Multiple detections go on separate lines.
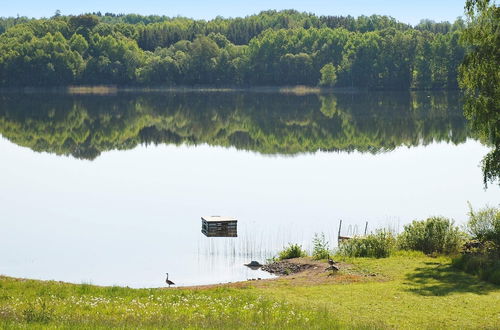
1,252 -> 499,328
255,252 -> 500,328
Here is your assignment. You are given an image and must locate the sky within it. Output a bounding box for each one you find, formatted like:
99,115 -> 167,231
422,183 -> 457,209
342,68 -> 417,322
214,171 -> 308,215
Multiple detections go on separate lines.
1,0 -> 465,26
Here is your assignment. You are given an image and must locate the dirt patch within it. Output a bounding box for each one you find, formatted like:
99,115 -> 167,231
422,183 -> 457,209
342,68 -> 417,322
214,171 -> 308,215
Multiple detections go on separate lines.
261,260 -> 315,275
251,258 -> 384,288
182,257 -> 384,290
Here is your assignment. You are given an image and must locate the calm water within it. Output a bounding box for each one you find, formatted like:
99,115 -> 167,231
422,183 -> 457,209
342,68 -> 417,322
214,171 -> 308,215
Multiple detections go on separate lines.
0,90 -> 499,287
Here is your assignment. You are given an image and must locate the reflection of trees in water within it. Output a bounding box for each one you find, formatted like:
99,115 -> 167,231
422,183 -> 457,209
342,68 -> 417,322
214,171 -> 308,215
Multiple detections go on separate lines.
0,91 -> 470,160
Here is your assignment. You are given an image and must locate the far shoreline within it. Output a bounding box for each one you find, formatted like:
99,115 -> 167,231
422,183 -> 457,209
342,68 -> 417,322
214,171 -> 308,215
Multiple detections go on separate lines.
0,85 -> 461,95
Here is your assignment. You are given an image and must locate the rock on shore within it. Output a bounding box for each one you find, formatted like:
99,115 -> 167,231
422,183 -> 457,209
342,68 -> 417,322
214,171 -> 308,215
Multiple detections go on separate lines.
261,260 -> 314,275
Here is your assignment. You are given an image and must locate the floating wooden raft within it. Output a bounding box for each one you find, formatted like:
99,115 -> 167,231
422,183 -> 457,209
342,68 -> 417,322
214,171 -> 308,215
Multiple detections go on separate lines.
201,216 -> 237,237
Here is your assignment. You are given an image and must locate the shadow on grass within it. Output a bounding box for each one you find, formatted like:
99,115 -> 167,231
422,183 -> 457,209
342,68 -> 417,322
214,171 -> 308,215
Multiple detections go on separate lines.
404,262 -> 499,296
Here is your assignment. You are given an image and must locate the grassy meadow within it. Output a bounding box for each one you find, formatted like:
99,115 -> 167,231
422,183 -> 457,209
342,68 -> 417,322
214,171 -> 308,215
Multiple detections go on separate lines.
1,252 -> 499,329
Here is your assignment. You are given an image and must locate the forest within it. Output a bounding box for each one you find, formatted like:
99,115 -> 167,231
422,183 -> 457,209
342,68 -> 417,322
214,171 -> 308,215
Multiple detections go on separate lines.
0,11 -> 466,89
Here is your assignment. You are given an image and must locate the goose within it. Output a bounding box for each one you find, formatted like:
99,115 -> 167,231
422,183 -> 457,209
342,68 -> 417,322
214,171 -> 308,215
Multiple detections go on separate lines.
328,258 -> 339,271
165,273 -> 175,287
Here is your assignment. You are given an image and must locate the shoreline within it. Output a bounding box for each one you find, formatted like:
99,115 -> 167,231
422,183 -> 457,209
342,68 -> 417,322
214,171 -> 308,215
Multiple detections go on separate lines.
0,257 -> 373,290
0,85 -> 461,95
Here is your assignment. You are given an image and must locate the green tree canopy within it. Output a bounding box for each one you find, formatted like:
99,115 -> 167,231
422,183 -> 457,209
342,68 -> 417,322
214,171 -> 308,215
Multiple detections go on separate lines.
0,11 -> 466,90
459,0 -> 500,186
319,63 -> 337,86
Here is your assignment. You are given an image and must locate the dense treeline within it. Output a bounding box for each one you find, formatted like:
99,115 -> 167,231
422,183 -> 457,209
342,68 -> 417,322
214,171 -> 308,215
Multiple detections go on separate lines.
0,11 -> 466,88
0,91 -> 468,159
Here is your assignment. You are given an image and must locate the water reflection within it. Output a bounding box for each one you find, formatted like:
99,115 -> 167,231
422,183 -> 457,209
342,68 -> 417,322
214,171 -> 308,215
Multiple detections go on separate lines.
0,90 -> 469,159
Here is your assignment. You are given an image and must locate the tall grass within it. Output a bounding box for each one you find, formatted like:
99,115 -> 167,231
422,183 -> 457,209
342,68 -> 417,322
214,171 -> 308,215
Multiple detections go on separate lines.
0,277 -> 344,328
338,230 -> 396,258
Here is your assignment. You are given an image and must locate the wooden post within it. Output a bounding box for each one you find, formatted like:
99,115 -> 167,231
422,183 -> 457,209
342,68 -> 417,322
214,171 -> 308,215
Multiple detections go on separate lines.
338,219 -> 342,246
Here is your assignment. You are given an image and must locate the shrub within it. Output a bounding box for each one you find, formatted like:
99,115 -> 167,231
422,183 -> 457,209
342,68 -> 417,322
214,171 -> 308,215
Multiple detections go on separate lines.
454,205 -> 500,284
278,243 -> 307,260
467,204 -> 500,253
312,233 -> 331,260
338,230 -> 396,258
398,217 -> 466,255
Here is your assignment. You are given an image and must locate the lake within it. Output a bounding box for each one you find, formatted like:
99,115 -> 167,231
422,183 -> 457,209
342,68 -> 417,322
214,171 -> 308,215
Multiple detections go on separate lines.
0,89 -> 499,287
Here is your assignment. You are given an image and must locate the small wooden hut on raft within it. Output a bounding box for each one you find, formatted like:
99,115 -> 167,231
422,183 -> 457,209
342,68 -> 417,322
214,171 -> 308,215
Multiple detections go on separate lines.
201,216 -> 237,237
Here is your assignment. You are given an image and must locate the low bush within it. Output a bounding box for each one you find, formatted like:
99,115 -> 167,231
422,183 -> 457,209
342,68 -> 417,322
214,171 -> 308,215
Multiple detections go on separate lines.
397,217 -> 466,255
278,243 -> 307,260
312,233 -> 331,260
338,230 -> 396,258
453,205 -> 500,284
453,254 -> 500,285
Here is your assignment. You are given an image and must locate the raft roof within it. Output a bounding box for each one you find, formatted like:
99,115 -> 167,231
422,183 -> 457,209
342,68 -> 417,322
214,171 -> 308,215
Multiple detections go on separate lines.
201,216 -> 237,222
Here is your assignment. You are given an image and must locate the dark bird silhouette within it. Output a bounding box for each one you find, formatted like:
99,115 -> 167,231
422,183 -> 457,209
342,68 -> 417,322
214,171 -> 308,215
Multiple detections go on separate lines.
327,258 -> 340,272
165,273 -> 175,287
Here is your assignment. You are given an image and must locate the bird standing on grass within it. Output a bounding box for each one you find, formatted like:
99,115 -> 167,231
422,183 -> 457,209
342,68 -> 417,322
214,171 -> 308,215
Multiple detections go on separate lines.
165,273 -> 175,287
328,258 -> 340,271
